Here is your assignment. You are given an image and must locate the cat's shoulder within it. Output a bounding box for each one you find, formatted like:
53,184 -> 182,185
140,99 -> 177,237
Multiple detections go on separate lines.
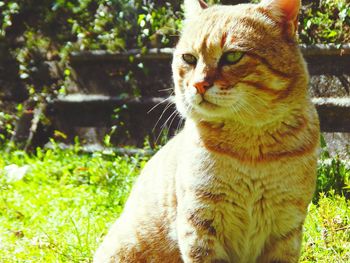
142,130 -> 187,171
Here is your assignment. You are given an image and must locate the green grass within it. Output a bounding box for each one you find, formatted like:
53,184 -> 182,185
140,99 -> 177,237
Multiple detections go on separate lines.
301,193 -> 350,262
0,145 -> 349,262
0,145 -> 146,262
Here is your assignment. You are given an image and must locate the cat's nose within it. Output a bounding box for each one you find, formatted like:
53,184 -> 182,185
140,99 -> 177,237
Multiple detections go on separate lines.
193,80 -> 212,95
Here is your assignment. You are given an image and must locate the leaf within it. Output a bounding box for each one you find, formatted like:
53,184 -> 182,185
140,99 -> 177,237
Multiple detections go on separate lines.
327,30 -> 338,38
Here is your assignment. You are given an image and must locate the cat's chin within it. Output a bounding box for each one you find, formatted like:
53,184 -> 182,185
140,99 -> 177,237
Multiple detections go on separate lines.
186,102 -> 235,122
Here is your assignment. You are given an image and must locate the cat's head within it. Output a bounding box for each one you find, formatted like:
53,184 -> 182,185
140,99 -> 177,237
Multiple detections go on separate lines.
172,0 -> 308,125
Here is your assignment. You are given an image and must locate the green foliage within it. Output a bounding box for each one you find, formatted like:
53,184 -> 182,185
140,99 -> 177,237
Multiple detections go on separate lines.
0,1 -> 18,38
315,138 -> 350,202
137,3 -> 182,51
0,111 -> 15,142
300,0 -> 350,44
317,157 -> 350,201
1,0 -> 348,65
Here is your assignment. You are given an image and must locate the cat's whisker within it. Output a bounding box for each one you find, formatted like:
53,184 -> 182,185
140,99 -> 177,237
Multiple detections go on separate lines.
152,99 -> 175,132
158,88 -> 174,92
148,96 -> 173,114
159,110 -> 180,143
168,111 -> 180,134
248,93 -> 270,108
233,97 -> 260,117
156,110 -> 178,144
185,103 -> 194,116
242,101 -> 259,115
232,103 -> 247,124
175,116 -> 185,135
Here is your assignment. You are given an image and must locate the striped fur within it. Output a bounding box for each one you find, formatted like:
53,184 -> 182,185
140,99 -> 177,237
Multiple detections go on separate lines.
94,0 -> 319,262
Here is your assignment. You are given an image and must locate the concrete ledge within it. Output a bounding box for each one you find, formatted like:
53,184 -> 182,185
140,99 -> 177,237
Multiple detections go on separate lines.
45,142 -> 155,156
71,44 -> 350,62
299,44 -> 350,56
55,94 -> 167,105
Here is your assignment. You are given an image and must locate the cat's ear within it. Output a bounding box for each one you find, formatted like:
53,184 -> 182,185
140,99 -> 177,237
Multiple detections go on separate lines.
259,0 -> 300,35
184,0 -> 208,19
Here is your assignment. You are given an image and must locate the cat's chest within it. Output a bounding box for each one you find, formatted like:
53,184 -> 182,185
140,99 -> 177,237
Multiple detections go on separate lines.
177,151 -> 308,260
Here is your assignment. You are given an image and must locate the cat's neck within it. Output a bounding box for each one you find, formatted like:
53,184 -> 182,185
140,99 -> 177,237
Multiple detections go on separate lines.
185,105 -> 319,164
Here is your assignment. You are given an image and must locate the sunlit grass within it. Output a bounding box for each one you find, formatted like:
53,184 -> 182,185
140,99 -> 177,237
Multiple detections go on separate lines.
0,146 -> 146,262
301,193 -> 350,262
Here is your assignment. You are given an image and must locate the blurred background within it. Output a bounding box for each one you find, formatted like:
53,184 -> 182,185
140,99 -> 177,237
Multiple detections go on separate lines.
0,0 -> 349,154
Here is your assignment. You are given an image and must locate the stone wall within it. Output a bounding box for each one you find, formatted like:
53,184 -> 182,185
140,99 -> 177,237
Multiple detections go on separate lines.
44,44 -> 350,156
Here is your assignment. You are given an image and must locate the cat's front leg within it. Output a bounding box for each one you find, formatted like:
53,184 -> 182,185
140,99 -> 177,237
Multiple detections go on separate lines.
176,201 -> 230,263
258,225 -> 303,263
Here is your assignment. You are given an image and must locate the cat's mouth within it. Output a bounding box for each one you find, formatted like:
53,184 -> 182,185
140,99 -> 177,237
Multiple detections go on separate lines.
199,99 -> 216,106
186,92 -> 218,108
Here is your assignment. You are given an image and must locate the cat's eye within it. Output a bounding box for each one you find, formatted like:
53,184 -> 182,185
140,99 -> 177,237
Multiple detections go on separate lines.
182,54 -> 197,65
221,51 -> 244,65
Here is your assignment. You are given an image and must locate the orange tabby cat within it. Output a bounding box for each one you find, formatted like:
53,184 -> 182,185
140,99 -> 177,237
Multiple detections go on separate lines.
94,0 -> 320,262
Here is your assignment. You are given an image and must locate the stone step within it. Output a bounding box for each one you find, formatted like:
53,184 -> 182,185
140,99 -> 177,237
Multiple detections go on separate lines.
47,94 -> 180,147
312,97 -> 350,132
48,94 -> 350,131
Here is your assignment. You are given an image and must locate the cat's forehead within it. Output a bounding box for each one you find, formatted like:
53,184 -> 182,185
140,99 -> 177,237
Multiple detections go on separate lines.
178,4 -> 279,54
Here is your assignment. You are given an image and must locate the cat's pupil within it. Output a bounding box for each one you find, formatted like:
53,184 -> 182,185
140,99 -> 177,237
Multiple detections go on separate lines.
182,54 -> 197,65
